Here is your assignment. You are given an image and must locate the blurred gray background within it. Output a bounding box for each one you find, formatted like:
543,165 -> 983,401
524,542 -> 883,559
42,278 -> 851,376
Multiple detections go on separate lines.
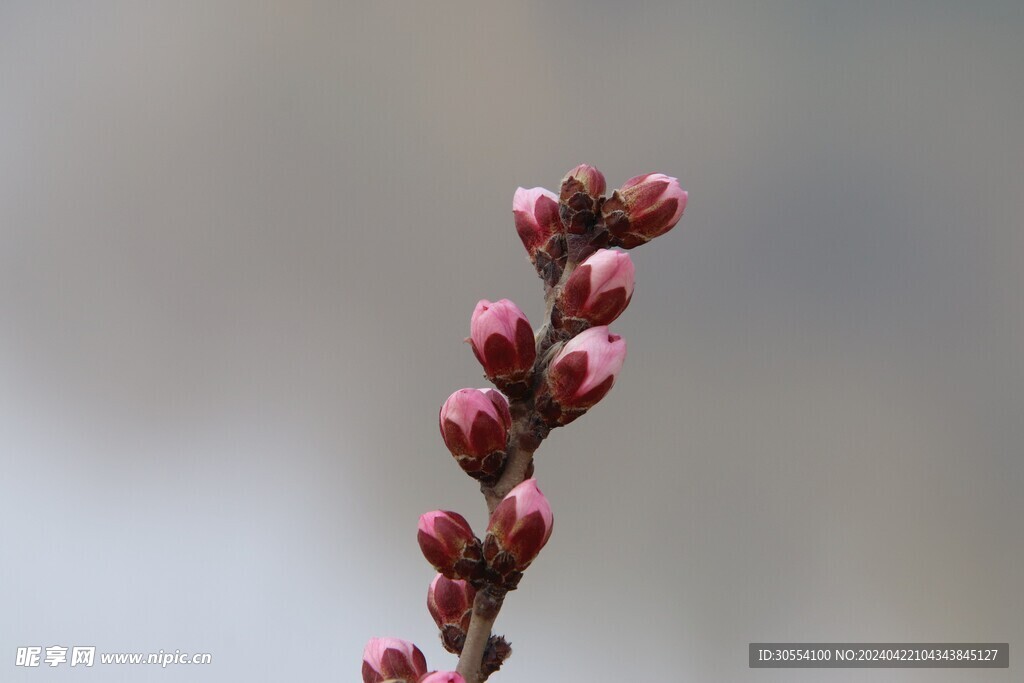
1,1 -> 1021,681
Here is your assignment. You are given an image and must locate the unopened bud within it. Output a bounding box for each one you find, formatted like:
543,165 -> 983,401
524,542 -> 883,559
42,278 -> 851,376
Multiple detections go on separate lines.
560,164 -> 606,202
427,574 -> 476,654
537,326 -> 626,426
559,163 -> 607,234
513,187 -> 563,259
469,299 -> 537,398
603,173 -> 687,248
417,511 -> 484,582
514,186 -> 566,286
483,479 -> 553,589
555,249 -> 635,332
439,388 -> 510,484
361,637 -> 428,683
419,673 -> 466,683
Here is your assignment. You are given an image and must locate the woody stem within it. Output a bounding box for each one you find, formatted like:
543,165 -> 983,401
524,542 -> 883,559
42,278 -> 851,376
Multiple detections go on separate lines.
455,249 -> 581,682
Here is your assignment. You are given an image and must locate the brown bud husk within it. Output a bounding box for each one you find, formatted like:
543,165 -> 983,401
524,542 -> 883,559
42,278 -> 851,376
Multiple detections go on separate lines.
481,533 -> 525,591
481,635 -> 512,678
559,164 -> 607,235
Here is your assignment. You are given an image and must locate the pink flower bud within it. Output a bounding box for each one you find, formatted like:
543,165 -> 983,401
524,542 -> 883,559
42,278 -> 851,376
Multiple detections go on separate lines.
419,673 -> 466,683
538,326 -> 627,425
561,163 -> 606,200
417,510 -> 484,582
513,187 -> 562,259
603,173 -> 687,248
556,249 -> 635,331
427,574 -> 476,654
469,299 -> 537,397
483,479 -> 553,588
439,388 -> 511,484
426,575 -> 476,631
559,163 -> 607,234
362,637 -> 428,683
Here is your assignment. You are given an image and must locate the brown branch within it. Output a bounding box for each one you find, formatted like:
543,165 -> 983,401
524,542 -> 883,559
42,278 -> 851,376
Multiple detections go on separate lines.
454,249 -> 583,683
454,586 -> 505,682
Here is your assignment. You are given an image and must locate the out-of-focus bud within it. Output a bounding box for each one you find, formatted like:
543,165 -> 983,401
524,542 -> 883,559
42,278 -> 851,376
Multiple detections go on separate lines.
418,673 -> 466,683
417,511 -> 484,582
483,479 -> 553,589
439,388 -> 511,485
469,299 -> 537,398
602,173 -> 687,248
559,163 -> 607,234
362,637 -> 428,683
555,249 -> 635,333
427,574 -> 476,654
537,326 -> 627,426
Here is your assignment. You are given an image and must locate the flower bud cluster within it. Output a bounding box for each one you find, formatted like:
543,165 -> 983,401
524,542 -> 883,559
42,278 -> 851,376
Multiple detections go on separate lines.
417,480 -> 553,592
413,484 -> 549,676
366,164 -> 684,682
516,164 -> 685,278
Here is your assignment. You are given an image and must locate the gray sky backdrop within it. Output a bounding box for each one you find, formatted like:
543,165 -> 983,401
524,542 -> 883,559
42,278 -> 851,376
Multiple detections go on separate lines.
1,1 -> 1022,681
